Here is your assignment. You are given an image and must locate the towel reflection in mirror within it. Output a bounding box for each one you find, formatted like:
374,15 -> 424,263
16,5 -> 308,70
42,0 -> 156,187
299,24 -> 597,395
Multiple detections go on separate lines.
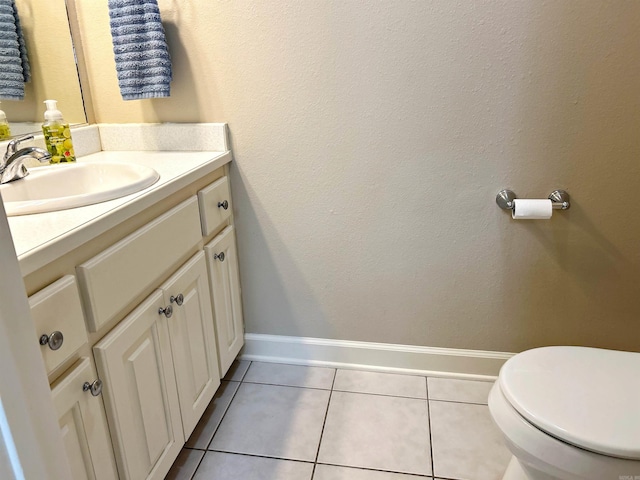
0,0 -> 30,101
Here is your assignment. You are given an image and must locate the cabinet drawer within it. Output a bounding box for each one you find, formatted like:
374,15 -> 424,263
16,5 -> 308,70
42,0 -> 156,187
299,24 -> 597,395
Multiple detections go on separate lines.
77,197 -> 202,332
30,275 -> 87,375
198,176 -> 232,236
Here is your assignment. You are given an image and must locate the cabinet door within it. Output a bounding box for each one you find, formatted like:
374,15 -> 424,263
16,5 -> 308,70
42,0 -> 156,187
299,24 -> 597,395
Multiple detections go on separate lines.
51,357 -> 118,480
93,291 -> 183,480
161,251 -> 220,439
204,225 -> 245,377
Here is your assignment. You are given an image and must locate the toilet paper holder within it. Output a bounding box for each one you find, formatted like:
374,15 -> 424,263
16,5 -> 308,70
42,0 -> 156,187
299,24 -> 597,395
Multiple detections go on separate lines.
496,190 -> 570,211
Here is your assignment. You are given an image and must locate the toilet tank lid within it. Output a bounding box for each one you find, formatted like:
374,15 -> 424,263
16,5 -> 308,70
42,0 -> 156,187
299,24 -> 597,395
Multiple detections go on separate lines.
500,346 -> 640,460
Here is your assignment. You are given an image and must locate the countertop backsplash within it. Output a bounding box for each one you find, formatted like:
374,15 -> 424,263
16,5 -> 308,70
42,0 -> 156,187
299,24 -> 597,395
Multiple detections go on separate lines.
98,123 -> 229,152
0,123 -> 230,160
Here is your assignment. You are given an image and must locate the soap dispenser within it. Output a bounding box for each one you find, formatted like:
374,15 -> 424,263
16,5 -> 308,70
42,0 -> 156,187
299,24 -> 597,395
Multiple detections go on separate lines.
42,99 -> 75,163
0,102 -> 11,140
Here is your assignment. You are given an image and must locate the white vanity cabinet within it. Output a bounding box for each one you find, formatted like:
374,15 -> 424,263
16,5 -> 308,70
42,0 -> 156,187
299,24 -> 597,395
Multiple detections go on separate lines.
205,225 -> 245,377
22,162 -> 244,480
51,357 -> 119,480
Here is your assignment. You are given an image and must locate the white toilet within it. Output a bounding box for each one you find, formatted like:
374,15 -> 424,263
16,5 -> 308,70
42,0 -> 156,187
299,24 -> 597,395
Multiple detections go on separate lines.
488,346 -> 640,480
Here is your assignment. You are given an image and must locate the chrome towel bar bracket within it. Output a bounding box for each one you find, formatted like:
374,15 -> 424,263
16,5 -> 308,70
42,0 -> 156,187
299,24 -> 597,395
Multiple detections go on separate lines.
496,189 -> 570,211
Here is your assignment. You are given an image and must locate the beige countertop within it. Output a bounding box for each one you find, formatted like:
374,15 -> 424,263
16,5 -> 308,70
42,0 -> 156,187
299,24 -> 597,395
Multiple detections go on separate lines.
8,150 -> 231,277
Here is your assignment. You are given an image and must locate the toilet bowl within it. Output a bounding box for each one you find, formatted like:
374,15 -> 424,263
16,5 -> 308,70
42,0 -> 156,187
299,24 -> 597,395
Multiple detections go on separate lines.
488,346 -> 640,480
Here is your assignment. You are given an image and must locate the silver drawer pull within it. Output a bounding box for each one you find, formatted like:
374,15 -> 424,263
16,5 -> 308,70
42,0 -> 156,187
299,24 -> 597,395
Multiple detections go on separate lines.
83,379 -> 103,397
39,331 -> 64,351
214,252 -> 225,262
170,294 -> 184,306
158,305 -> 173,318
218,200 -> 229,210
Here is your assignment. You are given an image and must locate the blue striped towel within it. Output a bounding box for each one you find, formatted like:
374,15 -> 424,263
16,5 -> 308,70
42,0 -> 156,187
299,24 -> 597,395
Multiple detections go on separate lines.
108,0 -> 172,101
0,0 -> 30,101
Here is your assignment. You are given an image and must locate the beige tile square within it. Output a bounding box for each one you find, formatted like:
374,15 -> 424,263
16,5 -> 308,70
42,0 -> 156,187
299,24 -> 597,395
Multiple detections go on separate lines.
333,369 -> 427,399
165,448 -> 204,480
318,391 -> 431,476
185,381 -> 240,449
430,400 -> 511,480
313,464 -> 431,479
209,383 -> 330,461
194,451 -> 313,480
223,359 -> 251,381
427,377 -> 494,405
244,362 -> 335,389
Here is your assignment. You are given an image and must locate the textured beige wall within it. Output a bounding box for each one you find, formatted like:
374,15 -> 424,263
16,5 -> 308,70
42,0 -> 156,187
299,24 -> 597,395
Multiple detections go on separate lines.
74,1 -> 640,353
2,0 -> 85,127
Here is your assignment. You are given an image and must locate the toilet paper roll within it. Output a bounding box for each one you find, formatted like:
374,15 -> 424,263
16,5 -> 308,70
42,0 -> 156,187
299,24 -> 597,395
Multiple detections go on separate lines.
512,199 -> 552,219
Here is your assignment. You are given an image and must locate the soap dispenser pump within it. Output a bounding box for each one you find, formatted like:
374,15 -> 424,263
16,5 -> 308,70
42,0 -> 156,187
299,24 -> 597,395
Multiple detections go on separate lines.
0,102 -> 11,140
42,99 -> 75,163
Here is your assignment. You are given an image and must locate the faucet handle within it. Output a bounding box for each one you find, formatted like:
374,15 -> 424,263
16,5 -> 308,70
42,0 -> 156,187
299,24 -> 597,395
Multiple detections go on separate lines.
4,135 -> 35,160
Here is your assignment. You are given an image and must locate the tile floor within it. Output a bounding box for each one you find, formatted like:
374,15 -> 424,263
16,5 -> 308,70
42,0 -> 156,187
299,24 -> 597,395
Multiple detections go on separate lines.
165,361 -> 512,480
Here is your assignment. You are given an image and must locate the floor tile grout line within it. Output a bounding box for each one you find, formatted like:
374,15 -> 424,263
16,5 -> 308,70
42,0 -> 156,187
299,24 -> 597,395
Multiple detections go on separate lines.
183,381 -> 238,450
237,360 -> 252,382
315,461 -> 433,478
186,448 -> 207,480
201,380 -> 489,405
199,363 -> 251,451
332,388 -> 428,400
188,362 -> 252,480
311,368 -> 338,479
201,380 -> 244,450
187,380 -> 246,480
189,449 -> 441,480
240,363 -> 490,402
238,381 -> 433,399
205,449 -> 320,477
242,380 -> 333,391
429,398 -> 489,406
426,376 -> 435,478
207,448 -> 316,464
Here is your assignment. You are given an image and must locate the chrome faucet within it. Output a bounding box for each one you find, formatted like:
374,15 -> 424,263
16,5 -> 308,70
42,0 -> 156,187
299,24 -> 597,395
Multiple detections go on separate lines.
1,135 -> 51,184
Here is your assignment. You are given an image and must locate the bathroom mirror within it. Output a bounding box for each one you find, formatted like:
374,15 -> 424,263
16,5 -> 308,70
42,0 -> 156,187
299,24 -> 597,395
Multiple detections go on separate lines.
1,0 -> 86,138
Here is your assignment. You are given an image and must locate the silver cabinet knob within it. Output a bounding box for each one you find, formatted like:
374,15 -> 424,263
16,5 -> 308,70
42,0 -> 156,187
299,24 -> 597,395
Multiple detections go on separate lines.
39,331 -> 64,351
158,305 -> 173,318
218,200 -> 229,210
170,293 -> 184,306
214,252 -> 225,262
83,379 -> 103,397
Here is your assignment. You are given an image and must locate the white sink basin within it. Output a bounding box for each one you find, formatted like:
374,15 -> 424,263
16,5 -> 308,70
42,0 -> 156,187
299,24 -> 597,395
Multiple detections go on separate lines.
0,162 -> 160,216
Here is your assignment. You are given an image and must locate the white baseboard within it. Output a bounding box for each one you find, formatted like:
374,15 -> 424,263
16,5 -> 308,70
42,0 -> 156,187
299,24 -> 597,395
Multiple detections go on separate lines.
240,334 -> 514,381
